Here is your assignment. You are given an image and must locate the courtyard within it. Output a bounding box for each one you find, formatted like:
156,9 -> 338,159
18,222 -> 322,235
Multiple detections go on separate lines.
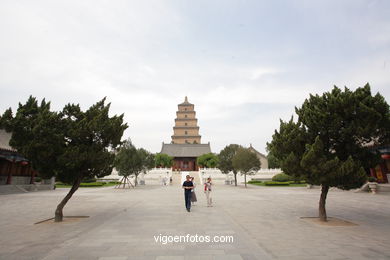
0,183 -> 389,260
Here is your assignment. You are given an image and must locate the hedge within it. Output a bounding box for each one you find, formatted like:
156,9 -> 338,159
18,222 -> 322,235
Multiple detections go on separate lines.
272,173 -> 292,182
248,180 -> 262,184
264,181 -> 290,186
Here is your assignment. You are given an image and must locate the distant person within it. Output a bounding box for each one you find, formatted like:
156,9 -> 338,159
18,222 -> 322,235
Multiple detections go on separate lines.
191,177 -> 197,205
182,175 -> 194,212
204,177 -> 213,207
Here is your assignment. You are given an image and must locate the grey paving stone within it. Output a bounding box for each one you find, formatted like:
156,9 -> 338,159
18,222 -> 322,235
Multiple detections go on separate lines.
0,184 -> 389,260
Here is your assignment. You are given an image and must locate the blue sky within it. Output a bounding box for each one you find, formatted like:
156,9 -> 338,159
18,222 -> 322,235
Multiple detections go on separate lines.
0,0 -> 389,154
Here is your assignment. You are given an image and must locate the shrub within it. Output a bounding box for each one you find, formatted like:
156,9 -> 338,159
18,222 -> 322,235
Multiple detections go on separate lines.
79,182 -> 105,187
248,180 -> 262,184
264,181 -> 290,186
272,173 -> 292,182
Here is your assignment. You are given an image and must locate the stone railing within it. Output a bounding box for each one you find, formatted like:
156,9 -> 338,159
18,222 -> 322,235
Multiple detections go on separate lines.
198,168 -> 283,184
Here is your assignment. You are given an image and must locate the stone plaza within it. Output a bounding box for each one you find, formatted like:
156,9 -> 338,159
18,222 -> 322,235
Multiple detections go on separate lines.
0,183 -> 389,260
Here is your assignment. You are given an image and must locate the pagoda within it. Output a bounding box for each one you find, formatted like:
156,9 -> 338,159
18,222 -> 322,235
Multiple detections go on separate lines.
161,97 -> 211,171
172,96 -> 201,144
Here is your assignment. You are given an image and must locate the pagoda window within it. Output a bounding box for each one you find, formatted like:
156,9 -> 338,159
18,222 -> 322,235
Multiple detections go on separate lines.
185,115 -> 187,118
185,123 -> 187,126
185,131 -> 188,135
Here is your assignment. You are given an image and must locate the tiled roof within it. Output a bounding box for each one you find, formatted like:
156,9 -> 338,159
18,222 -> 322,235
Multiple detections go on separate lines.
161,143 -> 211,157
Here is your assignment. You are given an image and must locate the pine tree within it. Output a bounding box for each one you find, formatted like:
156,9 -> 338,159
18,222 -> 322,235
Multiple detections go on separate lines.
1,97 -> 127,222
268,84 -> 390,221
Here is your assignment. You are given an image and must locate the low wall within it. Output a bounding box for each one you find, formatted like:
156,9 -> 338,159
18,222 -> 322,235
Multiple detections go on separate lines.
199,168 -> 283,184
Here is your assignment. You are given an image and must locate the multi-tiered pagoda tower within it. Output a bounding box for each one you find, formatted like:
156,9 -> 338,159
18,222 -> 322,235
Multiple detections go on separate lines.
161,97 -> 211,171
172,96 -> 201,144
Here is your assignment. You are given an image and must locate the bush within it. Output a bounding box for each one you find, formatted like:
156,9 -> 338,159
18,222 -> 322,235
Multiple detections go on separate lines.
248,180 -> 262,184
264,181 -> 290,186
34,177 -> 42,182
79,182 -> 105,187
272,173 -> 292,182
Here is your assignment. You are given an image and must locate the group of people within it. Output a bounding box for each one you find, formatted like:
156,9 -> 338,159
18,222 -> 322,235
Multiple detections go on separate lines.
182,175 -> 213,212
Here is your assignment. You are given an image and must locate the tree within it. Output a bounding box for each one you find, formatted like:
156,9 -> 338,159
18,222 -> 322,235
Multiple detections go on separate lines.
1,96 -> 127,222
114,139 -> 142,187
155,153 -> 173,168
137,148 -> 155,184
0,97 -> 64,180
268,84 -> 390,221
218,144 -> 242,186
232,148 -> 261,188
114,141 -> 155,187
267,150 -> 281,169
197,153 -> 219,168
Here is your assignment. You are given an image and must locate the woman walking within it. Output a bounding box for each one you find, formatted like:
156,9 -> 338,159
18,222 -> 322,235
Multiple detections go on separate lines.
204,177 -> 212,207
191,177 -> 197,205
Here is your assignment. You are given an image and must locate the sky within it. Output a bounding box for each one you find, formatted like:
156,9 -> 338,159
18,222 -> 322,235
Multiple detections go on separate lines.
0,0 -> 389,154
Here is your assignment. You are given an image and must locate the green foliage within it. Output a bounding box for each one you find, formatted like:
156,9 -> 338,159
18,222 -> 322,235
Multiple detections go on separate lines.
267,84 -> 389,220
300,137 -> 367,189
1,96 -> 127,220
217,144 -> 242,174
79,182 -> 105,187
272,173 -> 292,182
264,181 -> 290,186
56,98 -> 127,184
267,151 -> 281,168
155,153 -> 173,168
138,148 -> 155,173
0,96 -> 127,182
114,140 -> 139,177
0,96 -> 64,179
197,153 -> 219,168
268,84 -> 390,189
114,139 -> 154,177
232,148 -> 261,174
56,181 -> 119,188
248,180 -> 262,184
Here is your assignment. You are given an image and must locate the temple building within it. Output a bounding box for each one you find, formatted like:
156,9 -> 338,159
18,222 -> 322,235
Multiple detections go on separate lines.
0,129 -> 36,185
161,97 -> 211,171
248,144 -> 269,169
370,144 -> 390,183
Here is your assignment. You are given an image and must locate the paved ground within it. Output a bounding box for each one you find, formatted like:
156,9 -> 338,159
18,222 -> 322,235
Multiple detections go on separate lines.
0,183 -> 389,260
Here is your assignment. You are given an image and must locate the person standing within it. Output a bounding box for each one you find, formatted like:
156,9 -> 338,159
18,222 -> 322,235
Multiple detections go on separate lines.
182,175 -> 194,212
191,177 -> 197,205
204,177 -> 213,207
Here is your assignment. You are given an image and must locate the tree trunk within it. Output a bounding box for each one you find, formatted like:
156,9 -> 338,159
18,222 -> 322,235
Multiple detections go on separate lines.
135,174 -> 138,187
319,185 -> 329,222
234,173 -> 237,186
244,173 -> 247,188
54,177 -> 82,222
